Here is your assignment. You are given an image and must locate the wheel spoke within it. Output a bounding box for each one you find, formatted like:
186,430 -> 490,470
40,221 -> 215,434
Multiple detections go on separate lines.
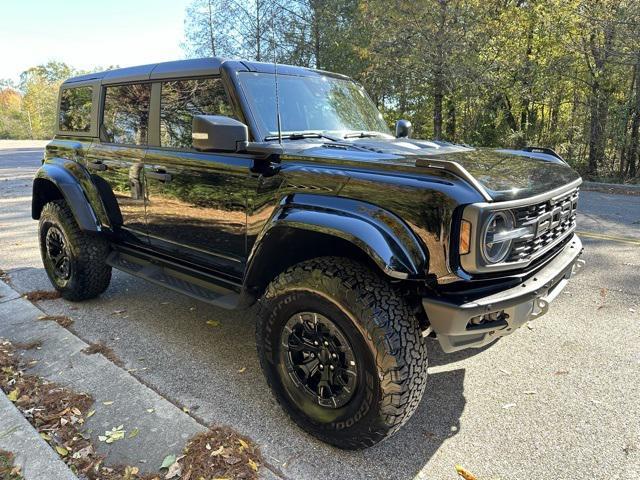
297,357 -> 319,383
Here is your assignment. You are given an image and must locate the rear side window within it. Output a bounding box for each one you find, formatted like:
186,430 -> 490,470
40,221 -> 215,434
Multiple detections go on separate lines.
59,86 -> 93,132
102,83 -> 151,145
160,78 -> 235,148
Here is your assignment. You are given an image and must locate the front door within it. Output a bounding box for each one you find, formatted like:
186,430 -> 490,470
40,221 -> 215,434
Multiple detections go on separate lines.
143,77 -> 253,277
144,149 -> 253,277
86,82 -> 151,244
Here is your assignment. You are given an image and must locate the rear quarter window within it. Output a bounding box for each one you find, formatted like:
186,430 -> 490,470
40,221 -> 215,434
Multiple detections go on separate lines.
59,86 -> 93,132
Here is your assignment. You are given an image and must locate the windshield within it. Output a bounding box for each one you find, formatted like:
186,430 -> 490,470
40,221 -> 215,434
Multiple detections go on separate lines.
237,72 -> 392,139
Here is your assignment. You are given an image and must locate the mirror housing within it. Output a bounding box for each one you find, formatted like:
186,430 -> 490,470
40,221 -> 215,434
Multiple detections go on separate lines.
395,119 -> 412,138
192,115 -> 248,152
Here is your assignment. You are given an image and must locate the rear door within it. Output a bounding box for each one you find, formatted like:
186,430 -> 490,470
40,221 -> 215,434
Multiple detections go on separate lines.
143,77 -> 254,277
85,82 -> 151,244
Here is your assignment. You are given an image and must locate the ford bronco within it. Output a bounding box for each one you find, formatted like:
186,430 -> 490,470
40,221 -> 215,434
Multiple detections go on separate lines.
33,57 -> 584,449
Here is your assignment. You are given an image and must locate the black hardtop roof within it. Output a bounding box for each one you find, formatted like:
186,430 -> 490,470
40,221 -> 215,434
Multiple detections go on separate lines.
62,57 -> 351,85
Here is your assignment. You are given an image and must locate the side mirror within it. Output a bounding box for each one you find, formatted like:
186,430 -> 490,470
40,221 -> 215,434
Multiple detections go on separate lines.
192,115 -> 248,152
395,119 -> 412,138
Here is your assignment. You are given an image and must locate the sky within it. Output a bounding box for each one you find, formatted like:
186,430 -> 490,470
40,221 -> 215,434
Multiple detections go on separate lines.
0,0 -> 191,83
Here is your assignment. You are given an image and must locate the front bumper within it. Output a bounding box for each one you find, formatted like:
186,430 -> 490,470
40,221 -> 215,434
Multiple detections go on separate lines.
423,234 -> 584,353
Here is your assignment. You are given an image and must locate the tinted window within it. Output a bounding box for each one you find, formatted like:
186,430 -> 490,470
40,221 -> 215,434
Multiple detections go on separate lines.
59,86 -> 93,132
160,78 -> 235,148
102,84 -> 151,145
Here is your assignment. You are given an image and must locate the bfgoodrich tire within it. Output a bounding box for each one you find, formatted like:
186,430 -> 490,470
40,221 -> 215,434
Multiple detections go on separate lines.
256,257 -> 428,449
39,200 -> 112,301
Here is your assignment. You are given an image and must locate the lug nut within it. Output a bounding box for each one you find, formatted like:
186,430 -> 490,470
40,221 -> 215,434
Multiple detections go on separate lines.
314,341 -> 319,346
330,365 -> 335,370
324,341 -> 329,346
332,353 -> 337,359
319,364 -> 324,370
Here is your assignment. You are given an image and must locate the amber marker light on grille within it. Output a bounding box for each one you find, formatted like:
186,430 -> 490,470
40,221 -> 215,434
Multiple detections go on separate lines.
460,220 -> 472,255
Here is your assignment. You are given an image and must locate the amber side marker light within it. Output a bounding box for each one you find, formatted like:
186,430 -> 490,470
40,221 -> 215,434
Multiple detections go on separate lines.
460,220 -> 471,255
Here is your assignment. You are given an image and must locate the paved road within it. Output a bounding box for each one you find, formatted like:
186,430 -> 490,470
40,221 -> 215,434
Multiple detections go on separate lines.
1,146 -> 639,480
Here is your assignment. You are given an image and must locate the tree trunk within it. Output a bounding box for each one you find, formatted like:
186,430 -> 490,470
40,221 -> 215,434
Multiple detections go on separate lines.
628,61 -> 640,178
433,74 -> 443,140
445,97 -> 456,141
588,81 -> 607,179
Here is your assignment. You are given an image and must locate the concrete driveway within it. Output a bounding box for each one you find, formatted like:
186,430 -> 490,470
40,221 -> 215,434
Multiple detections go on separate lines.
0,143 -> 638,480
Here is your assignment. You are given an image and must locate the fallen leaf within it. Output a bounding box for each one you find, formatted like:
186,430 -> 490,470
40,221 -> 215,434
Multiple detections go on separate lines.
237,438 -> 249,450
112,309 -> 127,315
165,461 -> 182,479
502,403 -> 517,409
526,322 -> 534,330
224,455 -> 241,465
55,446 -> 69,457
182,406 -> 190,414
146,408 -> 155,413
499,368 -> 511,375
237,367 -> 246,373
72,445 -> 94,459
71,407 -> 82,416
87,409 -> 96,418
455,465 -> 478,480
125,466 -> 139,475
554,370 -> 569,375
160,454 -> 176,470
103,401 -> 114,405
206,320 -> 221,327
128,428 -> 139,439
248,459 -> 259,472
40,433 -> 52,441
99,425 -> 126,444
7,389 -> 19,402
523,390 -> 537,395
211,446 -> 224,456
630,308 -> 636,313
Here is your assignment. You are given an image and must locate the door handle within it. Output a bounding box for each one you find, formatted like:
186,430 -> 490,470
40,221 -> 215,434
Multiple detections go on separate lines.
87,160 -> 107,171
146,170 -> 172,182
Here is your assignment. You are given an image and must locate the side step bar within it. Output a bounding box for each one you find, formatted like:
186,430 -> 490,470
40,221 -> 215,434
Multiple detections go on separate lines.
106,249 -> 242,309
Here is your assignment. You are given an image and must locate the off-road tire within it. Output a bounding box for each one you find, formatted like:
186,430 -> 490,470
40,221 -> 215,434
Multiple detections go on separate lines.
256,257 -> 428,449
39,200 -> 111,301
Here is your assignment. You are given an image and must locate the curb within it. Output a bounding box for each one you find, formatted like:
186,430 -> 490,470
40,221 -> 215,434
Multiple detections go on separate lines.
0,280 -> 207,475
0,279 -> 279,480
0,391 -> 78,480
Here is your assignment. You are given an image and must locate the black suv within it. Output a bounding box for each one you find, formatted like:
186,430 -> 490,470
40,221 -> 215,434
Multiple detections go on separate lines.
33,57 -> 584,449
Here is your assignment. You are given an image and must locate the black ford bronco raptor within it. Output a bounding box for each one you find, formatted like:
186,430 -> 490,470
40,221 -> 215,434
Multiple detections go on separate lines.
33,57 -> 584,449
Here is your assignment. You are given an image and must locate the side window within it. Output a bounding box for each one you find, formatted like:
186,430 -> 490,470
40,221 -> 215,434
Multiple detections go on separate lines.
59,86 -> 93,132
102,83 -> 151,145
160,78 -> 235,148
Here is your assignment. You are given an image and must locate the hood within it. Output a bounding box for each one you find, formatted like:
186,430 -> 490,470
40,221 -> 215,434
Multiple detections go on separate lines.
288,137 -> 581,202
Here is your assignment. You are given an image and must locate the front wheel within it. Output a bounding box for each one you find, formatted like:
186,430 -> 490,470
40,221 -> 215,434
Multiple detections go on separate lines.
256,257 -> 428,449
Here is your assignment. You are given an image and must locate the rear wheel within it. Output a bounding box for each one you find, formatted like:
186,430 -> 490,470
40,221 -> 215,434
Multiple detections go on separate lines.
39,200 -> 111,301
256,257 -> 428,449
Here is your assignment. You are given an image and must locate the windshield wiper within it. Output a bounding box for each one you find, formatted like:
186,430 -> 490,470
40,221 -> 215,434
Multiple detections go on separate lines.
343,131 -> 382,139
264,132 -> 341,142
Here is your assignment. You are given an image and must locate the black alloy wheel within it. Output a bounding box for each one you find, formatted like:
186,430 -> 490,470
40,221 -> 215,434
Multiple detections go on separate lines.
281,311 -> 358,409
45,225 -> 72,282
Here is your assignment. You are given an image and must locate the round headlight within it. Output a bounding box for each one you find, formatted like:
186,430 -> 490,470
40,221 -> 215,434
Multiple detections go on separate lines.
481,211 -> 514,264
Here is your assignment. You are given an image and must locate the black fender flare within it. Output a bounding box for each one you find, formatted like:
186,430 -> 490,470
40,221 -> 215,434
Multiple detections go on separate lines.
32,159 -> 101,232
245,194 -> 428,288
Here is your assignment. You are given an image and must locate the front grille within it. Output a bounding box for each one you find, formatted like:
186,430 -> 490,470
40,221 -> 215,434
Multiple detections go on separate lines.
508,188 -> 579,262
